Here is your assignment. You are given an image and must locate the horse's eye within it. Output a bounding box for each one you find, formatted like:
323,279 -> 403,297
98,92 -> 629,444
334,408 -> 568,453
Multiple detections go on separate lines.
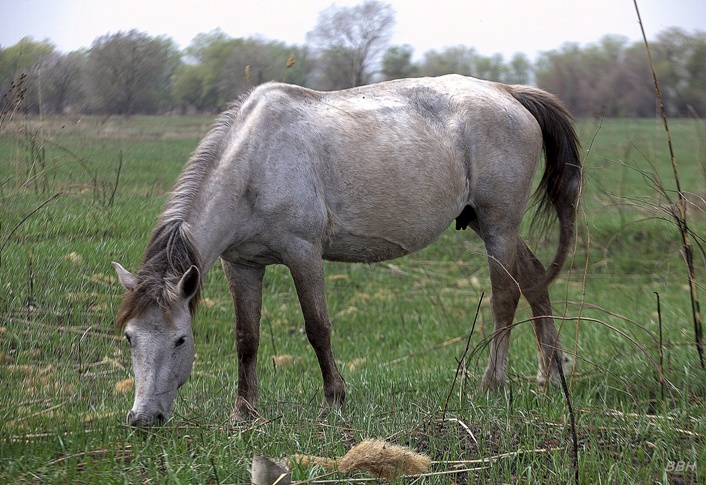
124,333 -> 132,346
175,336 -> 186,348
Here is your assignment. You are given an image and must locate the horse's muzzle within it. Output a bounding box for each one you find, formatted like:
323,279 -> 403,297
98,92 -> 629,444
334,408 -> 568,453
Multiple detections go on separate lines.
127,410 -> 166,427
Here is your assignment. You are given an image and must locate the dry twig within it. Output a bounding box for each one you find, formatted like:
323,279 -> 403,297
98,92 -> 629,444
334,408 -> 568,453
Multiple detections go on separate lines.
633,0 -> 704,368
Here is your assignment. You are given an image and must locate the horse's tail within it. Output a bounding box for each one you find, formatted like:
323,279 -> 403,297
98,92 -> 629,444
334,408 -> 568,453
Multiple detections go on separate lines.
508,84 -> 583,292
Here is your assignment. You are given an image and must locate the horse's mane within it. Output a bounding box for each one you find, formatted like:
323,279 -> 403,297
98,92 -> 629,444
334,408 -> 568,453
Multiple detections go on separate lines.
116,221 -> 202,330
160,98 -> 244,223
116,99 -> 244,330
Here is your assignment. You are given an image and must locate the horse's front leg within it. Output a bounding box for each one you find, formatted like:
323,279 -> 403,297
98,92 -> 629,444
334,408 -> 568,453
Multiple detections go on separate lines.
222,260 -> 265,421
286,246 -> 346,412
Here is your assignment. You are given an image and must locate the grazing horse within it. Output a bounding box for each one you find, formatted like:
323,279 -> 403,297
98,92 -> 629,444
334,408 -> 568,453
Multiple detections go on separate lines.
113,75 -> 582,426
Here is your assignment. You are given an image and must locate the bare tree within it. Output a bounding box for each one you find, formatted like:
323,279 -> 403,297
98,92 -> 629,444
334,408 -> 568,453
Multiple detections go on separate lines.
306,0 -> 395,89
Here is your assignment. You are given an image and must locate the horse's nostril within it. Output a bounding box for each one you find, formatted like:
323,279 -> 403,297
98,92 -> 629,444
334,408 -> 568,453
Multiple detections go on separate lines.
127,410 -> 166,427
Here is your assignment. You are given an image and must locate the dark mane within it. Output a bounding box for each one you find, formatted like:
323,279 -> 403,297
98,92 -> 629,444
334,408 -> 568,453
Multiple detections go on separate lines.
116,220 -> 202,330
116,100 -> 245,331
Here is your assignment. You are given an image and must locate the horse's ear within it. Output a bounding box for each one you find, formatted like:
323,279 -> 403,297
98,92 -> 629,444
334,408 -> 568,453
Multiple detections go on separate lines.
113,262 -> 138,291
177,265 -> 200,301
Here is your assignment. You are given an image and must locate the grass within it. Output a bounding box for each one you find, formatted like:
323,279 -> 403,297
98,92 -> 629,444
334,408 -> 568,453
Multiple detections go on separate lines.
1,114 -> 705,483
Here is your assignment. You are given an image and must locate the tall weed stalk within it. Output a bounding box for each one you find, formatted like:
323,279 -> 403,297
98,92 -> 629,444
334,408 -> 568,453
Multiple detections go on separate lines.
633,0 -> 704,368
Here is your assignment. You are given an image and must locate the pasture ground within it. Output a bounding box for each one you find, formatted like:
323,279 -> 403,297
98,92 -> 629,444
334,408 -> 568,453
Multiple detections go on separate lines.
1,114 -> 705,483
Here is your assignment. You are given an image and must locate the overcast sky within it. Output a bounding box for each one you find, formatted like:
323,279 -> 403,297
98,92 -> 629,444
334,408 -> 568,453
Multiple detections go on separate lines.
1,0 -> 704,61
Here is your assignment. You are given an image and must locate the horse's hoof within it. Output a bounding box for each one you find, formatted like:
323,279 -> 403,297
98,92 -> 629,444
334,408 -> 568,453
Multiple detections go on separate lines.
231,398 -> 259,423
551,354 -> 574,387
317,392 -> 346,421
481,369 -> 506,392
230,409 -> 252,423
537,353 -> 574,390
536,371 -> 551,392
316,401 -> 347,422
316,406 -> 329,422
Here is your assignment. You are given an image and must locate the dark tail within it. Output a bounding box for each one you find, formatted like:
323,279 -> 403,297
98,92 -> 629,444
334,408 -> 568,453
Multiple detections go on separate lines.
508,85 -> 583,291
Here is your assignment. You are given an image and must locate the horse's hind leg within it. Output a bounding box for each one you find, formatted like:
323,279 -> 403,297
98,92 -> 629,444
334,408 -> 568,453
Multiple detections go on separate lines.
480,230 -> 522,391
286,245 -> 346,412
516,238 -> 568,390
222,260 -> 265,421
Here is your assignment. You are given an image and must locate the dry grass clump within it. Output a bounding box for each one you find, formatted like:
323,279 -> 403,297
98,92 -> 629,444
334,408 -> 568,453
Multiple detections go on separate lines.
290,439 -> 430,481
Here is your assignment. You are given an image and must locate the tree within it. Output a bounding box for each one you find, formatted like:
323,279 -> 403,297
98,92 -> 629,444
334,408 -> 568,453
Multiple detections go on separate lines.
83,30 -> 180,114
535,34 -> 697,117
653,28 -> 706,116
0,37 -> 56,113
176,30 -> 313,112
470,53 -> 506,82
171,64 -> 209,113
218,37 -> 313,102
417,45 -> 477,77
306,0 -> 395,89
536,42 -> 595,116
181,29 -> 239,111
38,50 -> 85,114
506,53 -> 533,85
682,31 -> 706,115
382,44 -> 417,80
603,44 -> 655,117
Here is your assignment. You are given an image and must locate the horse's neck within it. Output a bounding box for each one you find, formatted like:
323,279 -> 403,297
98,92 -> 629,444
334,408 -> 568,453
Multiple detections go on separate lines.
180,187 -> 240,274
179,218 -> 227,277
170,124 -> 247,274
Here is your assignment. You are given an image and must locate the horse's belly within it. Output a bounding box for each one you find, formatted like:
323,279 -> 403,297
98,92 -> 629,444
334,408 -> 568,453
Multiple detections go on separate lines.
321,225 -> 445,263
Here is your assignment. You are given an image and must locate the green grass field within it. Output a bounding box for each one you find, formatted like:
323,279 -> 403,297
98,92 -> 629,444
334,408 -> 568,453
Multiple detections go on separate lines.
1,114 -> 704,483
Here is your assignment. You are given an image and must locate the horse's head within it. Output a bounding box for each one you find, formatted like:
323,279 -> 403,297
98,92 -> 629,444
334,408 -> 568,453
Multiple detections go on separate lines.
113,262 -> 200,427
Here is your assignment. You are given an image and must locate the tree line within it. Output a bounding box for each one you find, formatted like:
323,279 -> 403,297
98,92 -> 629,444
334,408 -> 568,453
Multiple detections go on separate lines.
1,0 -> 704,118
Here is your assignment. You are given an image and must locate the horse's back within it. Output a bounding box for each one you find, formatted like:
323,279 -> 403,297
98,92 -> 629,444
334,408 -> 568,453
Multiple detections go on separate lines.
229,76 -> 543,263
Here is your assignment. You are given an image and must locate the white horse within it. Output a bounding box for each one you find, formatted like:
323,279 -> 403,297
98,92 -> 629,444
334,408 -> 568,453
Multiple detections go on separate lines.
113,75 -> 582,426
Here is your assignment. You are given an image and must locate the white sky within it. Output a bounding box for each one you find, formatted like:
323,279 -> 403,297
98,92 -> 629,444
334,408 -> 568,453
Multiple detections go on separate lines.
1,0 -> 704,61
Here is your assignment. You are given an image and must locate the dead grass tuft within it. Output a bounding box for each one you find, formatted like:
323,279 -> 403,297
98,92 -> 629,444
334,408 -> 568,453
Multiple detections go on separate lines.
290,439 -> 430,481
